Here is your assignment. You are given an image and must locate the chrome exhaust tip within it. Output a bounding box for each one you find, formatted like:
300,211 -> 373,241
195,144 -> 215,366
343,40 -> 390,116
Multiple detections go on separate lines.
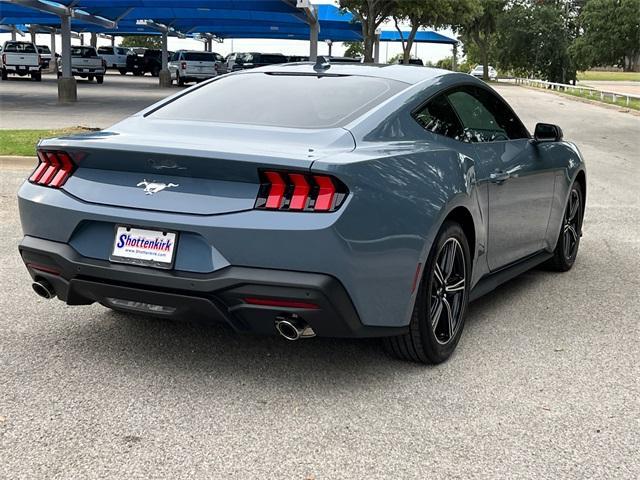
275,315 -> 316,341
32,280 -> 55,299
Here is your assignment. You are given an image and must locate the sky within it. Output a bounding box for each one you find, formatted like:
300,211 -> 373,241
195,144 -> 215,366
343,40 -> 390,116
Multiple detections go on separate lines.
0,0 -> 459,64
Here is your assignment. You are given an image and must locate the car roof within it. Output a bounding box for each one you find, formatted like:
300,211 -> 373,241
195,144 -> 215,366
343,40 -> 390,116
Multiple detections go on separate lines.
246,62 -> 453,85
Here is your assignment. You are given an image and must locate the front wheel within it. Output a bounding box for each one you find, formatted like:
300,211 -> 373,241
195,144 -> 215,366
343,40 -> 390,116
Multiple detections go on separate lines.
384,221 -> 471,364
546,182 -> 584,271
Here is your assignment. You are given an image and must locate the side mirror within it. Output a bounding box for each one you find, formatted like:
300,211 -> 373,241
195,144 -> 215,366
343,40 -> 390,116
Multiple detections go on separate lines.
534,123 -> 563,143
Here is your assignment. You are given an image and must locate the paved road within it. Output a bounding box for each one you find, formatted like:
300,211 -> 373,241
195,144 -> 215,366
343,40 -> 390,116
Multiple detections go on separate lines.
0,72 -> 174,129
0,85 -> 639,479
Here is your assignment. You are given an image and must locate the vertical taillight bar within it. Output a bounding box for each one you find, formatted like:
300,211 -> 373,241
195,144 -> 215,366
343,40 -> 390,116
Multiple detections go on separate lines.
29,149 -> 76,188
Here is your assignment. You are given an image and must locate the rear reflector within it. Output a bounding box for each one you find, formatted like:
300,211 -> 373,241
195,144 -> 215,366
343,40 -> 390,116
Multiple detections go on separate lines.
26,262 -> 61,275
243,297 -> 320,310
29,150 -> 76,188
255,170 -> 348,212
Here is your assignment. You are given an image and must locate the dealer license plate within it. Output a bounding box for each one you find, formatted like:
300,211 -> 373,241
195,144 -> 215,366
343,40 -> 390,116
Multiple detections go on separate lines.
110,226 -> 178,269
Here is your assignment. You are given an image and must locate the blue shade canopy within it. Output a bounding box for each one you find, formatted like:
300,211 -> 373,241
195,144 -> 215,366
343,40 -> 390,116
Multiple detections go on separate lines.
380,30 -> 457,45
0,1 -> 362,41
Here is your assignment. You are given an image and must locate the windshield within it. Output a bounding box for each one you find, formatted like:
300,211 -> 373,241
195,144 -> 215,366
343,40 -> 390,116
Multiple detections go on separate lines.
150,72 -> 408,129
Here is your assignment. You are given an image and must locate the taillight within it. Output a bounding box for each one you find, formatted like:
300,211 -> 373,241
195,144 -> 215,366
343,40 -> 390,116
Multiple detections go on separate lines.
255,170 -> 348,212
29,150 -> 76,188
37,54 -> 42,65
2,53 -> 6,65
181,61 -> 187,69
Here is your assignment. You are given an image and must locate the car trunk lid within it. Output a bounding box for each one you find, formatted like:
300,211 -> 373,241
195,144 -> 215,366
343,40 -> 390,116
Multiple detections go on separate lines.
41,117 -> 354,216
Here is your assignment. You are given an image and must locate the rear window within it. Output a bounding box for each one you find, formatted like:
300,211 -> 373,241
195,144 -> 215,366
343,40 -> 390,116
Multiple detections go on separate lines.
98,47 -> 113,54
150,73 -> 407,129
71,47 -> 97,58
183,52 -> 216,62
4,42 -> 36,53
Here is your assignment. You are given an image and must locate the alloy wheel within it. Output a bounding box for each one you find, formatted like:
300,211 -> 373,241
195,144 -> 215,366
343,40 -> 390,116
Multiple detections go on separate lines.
562,188 -> 581,260
430,238 -> 466,345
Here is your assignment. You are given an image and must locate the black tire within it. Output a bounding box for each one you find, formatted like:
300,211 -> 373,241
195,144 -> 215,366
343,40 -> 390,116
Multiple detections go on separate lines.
88,75 -> 94,82
546,182 -> 584,272
151,66 -> 160,77
384,221 -> 471,364
177,74 -> 185,86
96,75 -> 104,84
31,72 -> 41,81
1,68 -> 7,80
133,69 -> 143,77
118,68 -> 128,75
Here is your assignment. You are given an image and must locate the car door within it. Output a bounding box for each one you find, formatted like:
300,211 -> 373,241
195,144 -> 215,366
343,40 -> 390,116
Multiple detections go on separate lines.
446,86 -> 555,270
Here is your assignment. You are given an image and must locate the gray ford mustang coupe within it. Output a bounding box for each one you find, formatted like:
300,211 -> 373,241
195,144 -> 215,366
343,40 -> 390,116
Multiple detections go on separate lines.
18,63 -> 586,363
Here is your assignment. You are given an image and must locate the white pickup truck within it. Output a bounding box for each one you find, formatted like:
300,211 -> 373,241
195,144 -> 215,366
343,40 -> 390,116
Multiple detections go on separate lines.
0,41 -> 42,81
58,46 -> 106,83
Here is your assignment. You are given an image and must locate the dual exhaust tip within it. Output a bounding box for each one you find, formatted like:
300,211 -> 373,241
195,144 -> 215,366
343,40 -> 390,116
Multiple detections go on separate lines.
275,315 -> 315,341
32,280 -> 55,299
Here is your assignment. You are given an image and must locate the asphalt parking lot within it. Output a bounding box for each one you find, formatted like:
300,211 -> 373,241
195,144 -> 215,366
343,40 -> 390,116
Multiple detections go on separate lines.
1,79 -> 639,479
0,72 -> 175,129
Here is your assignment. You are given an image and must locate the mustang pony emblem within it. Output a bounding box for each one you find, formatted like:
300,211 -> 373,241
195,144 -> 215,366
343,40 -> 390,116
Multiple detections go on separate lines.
137,180 -> 179,195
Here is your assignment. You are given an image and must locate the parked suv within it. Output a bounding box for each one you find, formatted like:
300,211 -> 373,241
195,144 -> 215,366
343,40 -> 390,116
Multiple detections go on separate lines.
126,48 -> 167,76
0,41 -> 42,81
169,50 -> 221,85
97,46 -> 132,75
58,46 -> 106,83
225,52 -> 287,72
36,45 -> 52,69
470,65 -> 498,80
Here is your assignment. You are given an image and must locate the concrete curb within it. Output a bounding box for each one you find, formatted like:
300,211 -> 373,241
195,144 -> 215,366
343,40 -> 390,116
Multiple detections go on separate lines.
0,156 -> 37,169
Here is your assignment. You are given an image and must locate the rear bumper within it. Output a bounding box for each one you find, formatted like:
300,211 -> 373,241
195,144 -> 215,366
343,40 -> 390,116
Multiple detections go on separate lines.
20,235 -> 405,338
4,65 -> 40,72
71,68 -> 105,76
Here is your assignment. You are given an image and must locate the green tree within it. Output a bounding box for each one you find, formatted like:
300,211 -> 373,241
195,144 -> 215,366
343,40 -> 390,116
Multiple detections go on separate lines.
572,0 -> 640,71
119,35 -> 161,49
343,41 -> 364,58
497,1 -> 579,83
339,0 -> 398,62
392,0 -> 480,65
458,0 -> 506,80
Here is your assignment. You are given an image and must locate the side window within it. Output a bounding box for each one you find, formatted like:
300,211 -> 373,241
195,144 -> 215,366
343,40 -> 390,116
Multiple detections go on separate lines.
447,87 -> 529,142
98,47 -> 112,55
447,89 -> 508,142
413,94 -> 464,141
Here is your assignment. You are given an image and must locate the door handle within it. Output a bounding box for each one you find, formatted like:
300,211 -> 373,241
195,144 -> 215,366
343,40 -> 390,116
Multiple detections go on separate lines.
489,171 -> 510,184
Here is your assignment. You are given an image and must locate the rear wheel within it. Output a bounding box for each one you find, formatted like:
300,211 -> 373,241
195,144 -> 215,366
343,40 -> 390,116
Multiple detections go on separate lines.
2,68 -> 8,80
384,221 -> 471,364
151,66 -> 160,77
546,182 -> 583,271
88,75 -> 94,82
118,68 -> 128,75
31,72 -> 41,81
177,73 -> 185,86
96,75 -> 104,84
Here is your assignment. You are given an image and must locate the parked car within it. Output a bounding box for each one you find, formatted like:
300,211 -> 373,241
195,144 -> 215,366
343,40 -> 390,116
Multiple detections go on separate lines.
288,56 -> 363,64
18,64 -> 586,364
36,45 -> 52,69
225,52 -> 288,71
169,50 -> 220,85
126,48 -> 168,77
58,46 -> 106,83
0,41 -> 42,81
97,46 -> 132,75
470,65 -> 498,80
390,57 -> 424,66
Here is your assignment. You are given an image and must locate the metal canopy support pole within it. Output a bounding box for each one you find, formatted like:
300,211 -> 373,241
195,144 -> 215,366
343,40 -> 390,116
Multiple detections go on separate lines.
11,30 -> 16,41
159,31 -> 171,87
111,35 -> 115,47
374,31 -> 381,63
29,25 -> 36,43
90,32 -> 97,48
58,14 -> 77,103
309,20 -> 318,62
